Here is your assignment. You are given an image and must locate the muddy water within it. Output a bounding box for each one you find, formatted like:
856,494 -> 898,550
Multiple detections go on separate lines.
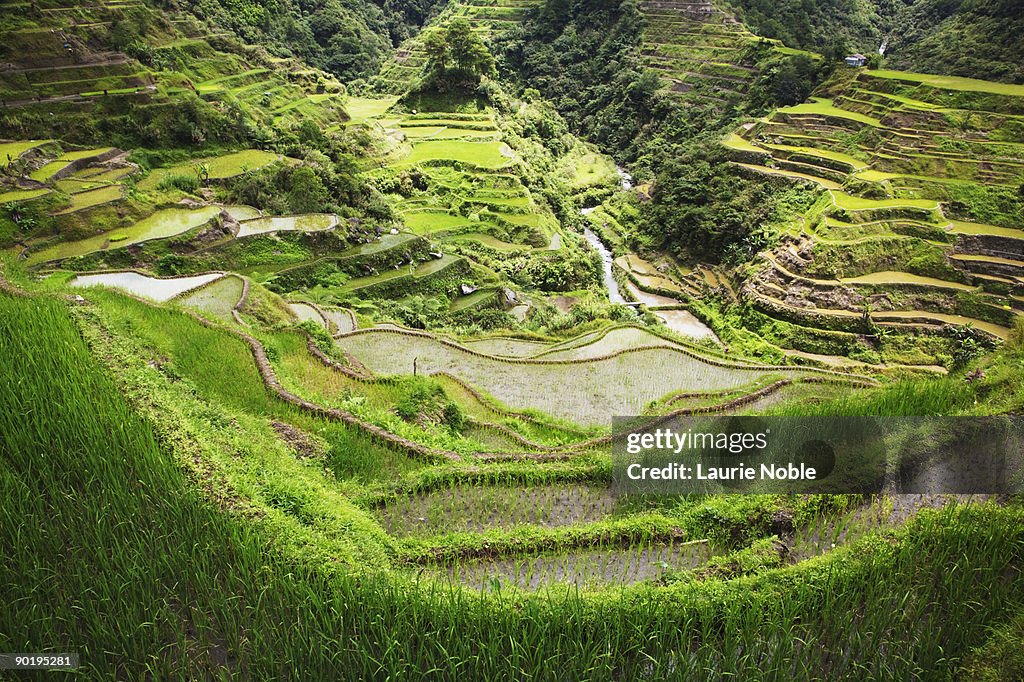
375,484 -> 620,538
653,309 -> 721,343
71,271 -> 223,302
439,541 -> 713,591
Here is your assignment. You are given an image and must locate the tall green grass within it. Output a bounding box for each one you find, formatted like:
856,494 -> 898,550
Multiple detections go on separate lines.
4,292 -> 1024,679
88,289 -> 423,482
768,375 -> 977,416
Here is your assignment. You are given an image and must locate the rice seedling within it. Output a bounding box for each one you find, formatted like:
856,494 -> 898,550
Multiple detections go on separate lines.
338,329 -> 804,425
374,483 -> 620,537
53,184 -> 123,214
177,275 -> 245,323
439,538 -> 717,591
138,149 -> 281,189
4,189 -> 1024,679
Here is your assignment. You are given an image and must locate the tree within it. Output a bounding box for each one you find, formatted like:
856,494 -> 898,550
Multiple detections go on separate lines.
422,19 -> 495,87
286,167 -> 329,214
422,28 -> 450,73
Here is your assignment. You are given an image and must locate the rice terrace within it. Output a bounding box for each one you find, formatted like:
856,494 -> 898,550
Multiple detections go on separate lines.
2,0 -> 1024,679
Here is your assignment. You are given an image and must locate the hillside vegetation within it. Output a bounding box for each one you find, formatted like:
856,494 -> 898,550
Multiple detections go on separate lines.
1,0 -> 1023,678
727,0 -> 1024,83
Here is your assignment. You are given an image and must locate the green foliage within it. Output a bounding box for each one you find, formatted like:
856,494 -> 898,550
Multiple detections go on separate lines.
887,0 -> 1024,83
377,295 -> 451,329
494,0 -> 654,160
640,140 -> 817,262
957,610 -> 1024,682
727,0 -> 888,57
395,376 -> 464,431
226,158 -> 379,217
747,53 -> 830,108
156,172 -> 201,193
420,19 -> 496,93
730,0 -> 1024,83
497,0 -> 828,265
501,248 -> 600,292
181,0 -> 441,81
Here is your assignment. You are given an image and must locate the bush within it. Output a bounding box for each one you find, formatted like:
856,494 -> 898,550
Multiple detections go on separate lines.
156,173 -> 200,193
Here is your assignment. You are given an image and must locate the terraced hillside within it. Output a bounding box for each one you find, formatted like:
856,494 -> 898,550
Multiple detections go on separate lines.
0,0 -> 349,143
638,0 -> 810,107
723,68 -> 1024,362
374,0 -> 541,93
4,1 -> 1024,679
7,264 -> 1024,678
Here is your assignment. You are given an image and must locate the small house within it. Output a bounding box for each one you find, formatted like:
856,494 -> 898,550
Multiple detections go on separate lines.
844,54 -> 867,67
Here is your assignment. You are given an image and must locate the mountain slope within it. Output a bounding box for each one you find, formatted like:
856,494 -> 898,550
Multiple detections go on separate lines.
725,0 -> 1024,83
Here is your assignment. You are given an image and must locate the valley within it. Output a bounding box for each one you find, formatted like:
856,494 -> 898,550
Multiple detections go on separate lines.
1,0 -> 1023,679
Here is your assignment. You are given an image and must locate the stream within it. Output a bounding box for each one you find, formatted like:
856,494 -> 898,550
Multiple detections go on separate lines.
581,224 -> 626,304
579,165 -> 720,342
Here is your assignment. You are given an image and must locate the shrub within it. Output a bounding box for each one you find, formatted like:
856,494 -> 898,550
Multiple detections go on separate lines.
156,173 -> 200,193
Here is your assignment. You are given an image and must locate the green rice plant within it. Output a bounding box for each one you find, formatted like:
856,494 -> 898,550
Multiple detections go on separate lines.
374,483 -> 620,537
53,184 -> 123,214
87,289 -> 426,482
156,172 -> 200,193
396,140 -> 510,169
176,275 -> 245,323
4,288 -> 1024,678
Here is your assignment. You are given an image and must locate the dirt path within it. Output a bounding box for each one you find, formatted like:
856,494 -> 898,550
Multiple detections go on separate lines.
0,84 -> 155,109
0,53 -> 129,75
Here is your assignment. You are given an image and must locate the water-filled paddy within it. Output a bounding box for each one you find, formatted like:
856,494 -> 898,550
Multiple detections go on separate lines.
27,205 -> 253,264
653,309 -> 721,342
236,213 -> 337,237
375,484 -> 619,538
338,329 -> 790,424
436,540 -> 713,590
533,327 -> 679,361
322,307 -> 356,334
462,336 -> 551,357
340,255 -> 461,293
288,302 -> 326,326
177,275 -> 244,322
71,271 -> 223,301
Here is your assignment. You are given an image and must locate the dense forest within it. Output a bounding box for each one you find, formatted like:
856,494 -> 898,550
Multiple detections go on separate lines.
165,0 -> 444,81
727,0 -> 1024,82
496,0 -> 829,261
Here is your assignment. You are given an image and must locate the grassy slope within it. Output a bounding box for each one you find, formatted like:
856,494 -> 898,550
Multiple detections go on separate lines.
2,280 -> 1024,678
